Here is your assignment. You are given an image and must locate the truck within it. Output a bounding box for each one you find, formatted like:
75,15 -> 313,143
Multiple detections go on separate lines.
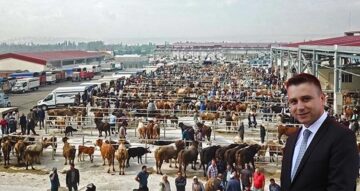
10,72 -> 46,86
0,90 -> 11,107
0,107 -> 18,119
73,68 -> 94,81
37,86 -> 93,110
11,77 -> 40,93
45,71 -> 56,84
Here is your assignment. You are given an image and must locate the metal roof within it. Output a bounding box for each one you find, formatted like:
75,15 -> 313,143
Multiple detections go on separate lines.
286,35 -> 360,47
0,50 -> 103,65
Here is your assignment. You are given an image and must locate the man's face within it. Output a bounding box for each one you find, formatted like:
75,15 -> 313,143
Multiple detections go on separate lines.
287,83 -> 325,127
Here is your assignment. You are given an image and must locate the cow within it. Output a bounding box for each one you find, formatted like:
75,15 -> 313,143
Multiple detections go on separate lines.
62,137 -> 76,165
178,141 -> 199,177
235,144 -> 262,169
199,145 -> 221,177
126,147 -> 151,167
2,140 -> 11,166
65,126 -> 78,136
95,139 -> 115,173
24,141 -> 44,169
224,143 -> 248,169
115,141 -> 128,175
277,124 -> 300,144
42,136 -> 57,153
78,145 -> 95,162
154,140 -> 185,175
14,140 -> 27,164
196,122 -> 212,142
215,144 -> 238,161
267,140 -> 284,162
95,120 -> 111,138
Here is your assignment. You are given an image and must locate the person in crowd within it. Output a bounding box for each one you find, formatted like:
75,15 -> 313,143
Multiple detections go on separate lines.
38,108 -> 45,129
82,91 -> 88,106
49,167 -> 60,191
27,110 -> 37,135
147,100 -> 156,117
175,171 -> 186,191
0,116 -> 8,135
199,101 -> 206,113
240,164 -> 252,191
238,122 -> 245,142
253,168 -> 265,191
66,163 -> 80,191
226,171 -> 241,191
19,113 -> 27,135
260,124 -> 266,144
159,174 -> 171,191
109,112 -> 116,134
225,164 -> 234,188
268,178 -> 281,191
32,108 -> 38,127
192,176 -> 205,191
207,159 -> 218,179
135,165 -> 149,191
7,112 -> 16,133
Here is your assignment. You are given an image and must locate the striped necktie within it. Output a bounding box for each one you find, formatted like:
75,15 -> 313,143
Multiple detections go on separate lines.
291,129 -> 312,181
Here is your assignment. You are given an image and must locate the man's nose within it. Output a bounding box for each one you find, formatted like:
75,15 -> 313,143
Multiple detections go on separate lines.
297,101 -> 305,110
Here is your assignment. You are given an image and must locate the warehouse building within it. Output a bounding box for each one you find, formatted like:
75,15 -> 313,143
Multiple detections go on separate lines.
0,50 -> 104,72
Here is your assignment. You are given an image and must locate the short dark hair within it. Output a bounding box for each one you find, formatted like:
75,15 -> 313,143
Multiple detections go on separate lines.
270,178 -> 275,182
285,73 -> 322,93
142,165 -> 147,170
70,163 -> 75,167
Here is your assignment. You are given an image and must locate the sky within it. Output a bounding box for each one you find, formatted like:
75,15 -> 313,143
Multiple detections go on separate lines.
0,0 -> 359,44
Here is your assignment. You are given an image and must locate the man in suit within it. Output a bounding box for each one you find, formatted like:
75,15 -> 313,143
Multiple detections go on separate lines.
66,163 -> 80,191
281,73 -> 358,191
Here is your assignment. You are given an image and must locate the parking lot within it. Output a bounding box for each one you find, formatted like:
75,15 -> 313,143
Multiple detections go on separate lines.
8,74 -> 107,114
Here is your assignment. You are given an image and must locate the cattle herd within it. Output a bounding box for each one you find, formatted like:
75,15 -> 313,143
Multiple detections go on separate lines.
0,62 -> 359,186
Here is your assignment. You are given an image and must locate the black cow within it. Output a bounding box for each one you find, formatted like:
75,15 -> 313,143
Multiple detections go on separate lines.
126,147 -> 151,167
199,145 -> 221,177
65,126 -> 78,136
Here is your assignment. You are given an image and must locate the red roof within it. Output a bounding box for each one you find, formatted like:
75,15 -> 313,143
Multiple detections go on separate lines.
0,51 -> 103,65
286,35 -> 360,47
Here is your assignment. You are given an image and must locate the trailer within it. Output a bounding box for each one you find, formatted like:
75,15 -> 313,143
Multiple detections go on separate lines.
0,107 -> 18,119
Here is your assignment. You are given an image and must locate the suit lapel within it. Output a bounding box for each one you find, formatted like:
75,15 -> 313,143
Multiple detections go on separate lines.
284,127 -> 301,187
291,116 -> 330,184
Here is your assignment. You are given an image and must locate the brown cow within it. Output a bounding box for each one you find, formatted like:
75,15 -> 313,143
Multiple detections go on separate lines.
200,112 -> 220,121
137,120 -> 147,139
2,140 -> 11,166
95,139 -> 115,173
115,141 -> 128,175
277,124 -> 300,144
15,140 -> 27,164
78,145 -> 95,162
196,122 -> 212,142
62,137 -> 76,165
267,140 -> 284,162
42,136 -> 57,153
178,141 -> 199,177
205,177 -> 222,191
154,140 -> 185,175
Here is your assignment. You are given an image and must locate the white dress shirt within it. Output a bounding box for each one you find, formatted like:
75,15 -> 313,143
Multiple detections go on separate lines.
291,111 -> 328,175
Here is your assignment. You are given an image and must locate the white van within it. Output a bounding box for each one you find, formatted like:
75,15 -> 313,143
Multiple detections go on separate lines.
11,77 -> 40,93
37,86 -> 91,110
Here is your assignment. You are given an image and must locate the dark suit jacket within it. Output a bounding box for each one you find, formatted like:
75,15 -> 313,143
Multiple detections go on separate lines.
66,168 -> 80,186
281,116 -> 358,191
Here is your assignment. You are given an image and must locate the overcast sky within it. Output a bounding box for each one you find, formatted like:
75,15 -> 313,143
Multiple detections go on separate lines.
0,0 -> 359,44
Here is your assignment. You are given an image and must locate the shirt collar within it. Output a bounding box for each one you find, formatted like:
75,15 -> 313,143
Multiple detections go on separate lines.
302,111 -> 328,135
